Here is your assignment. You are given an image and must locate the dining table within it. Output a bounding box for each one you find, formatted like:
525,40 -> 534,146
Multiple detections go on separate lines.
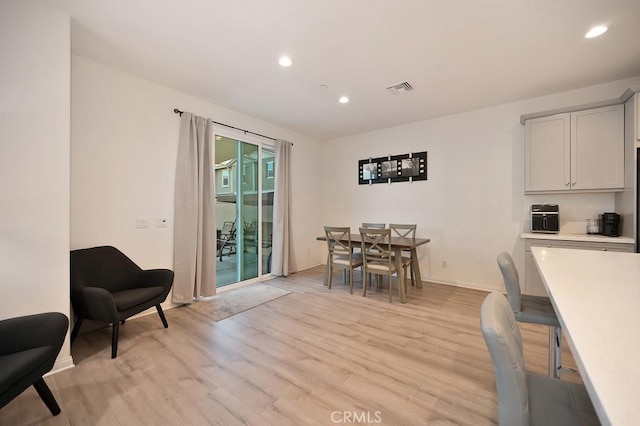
531,246 -> 640,426
317,233 -> 430,303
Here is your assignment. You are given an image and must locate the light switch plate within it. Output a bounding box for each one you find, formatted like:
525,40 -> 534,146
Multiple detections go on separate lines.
136,217 -> 149,229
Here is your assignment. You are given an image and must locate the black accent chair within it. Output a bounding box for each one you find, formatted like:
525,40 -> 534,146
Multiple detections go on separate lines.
0,312 -> 68,416
70,246 -> 174,358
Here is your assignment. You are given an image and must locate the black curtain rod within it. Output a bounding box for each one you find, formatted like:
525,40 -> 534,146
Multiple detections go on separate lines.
173,108 -> 279,142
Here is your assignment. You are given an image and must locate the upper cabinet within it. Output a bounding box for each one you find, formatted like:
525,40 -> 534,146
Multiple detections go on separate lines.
525,104 -> 624,193
634,93 -> 640,143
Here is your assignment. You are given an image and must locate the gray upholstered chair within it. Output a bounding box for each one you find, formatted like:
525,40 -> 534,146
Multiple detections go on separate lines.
0,312 -> 69,416
389,223 -> 417,288
496,252 -> 562,378
480,292 -> 599,426
359,227 -> 402,302
324,226 -> 363,293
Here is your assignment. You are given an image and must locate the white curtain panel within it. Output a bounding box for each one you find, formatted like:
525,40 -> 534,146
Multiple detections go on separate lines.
271,139 -> 292,276
172,112 -> 216,303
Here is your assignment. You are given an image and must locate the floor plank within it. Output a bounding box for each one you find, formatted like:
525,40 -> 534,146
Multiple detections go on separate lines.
0,265 -> 580,425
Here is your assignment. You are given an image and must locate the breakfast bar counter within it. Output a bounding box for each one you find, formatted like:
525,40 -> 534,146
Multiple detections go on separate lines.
531,246 -> 640,426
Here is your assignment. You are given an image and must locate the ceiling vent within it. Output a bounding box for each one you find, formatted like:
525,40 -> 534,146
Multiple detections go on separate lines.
386,81 -> 414,95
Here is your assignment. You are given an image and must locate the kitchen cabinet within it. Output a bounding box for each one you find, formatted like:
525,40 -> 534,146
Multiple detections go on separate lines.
627,93 -> 640,142
525,104 -> 624,193
634,93 -> 640,142
523,237 -> 634,296
614,94 -> 639,244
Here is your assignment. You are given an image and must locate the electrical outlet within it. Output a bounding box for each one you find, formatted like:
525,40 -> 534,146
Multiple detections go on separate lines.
441,260 -> 448,268
136,217 -> 149,229
156,218 -> 168,228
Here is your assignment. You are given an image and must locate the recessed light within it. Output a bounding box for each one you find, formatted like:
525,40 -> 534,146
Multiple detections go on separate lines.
585,25 -> 608,38
339,96 -> 349,104
278,56 -> 292,67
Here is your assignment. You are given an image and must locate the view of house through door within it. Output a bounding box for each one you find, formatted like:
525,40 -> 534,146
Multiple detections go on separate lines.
214,134 -> 275,287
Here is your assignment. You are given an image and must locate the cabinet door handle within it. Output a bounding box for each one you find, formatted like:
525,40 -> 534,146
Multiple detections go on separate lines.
572,181 -> 576,185
602,248 -> 607,251
565,182 -> 570,186
547,245 -> 552,248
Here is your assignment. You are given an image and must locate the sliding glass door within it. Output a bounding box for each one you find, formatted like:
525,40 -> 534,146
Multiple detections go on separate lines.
261,147 -> 275,275
214,133 -> 274,287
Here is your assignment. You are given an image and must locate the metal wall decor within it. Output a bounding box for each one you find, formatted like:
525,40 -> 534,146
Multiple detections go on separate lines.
358,151 -> 427,185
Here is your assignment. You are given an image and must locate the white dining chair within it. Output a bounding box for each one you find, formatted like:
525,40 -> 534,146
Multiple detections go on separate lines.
497,252 -> 565,379
480,292 -> 598,425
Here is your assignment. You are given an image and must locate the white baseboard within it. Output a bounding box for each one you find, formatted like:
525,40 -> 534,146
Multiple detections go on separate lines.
46,355 -> 75,376
422,276 -> 500,293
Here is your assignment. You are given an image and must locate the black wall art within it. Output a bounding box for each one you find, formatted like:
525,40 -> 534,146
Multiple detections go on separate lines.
358,151 -> 427,185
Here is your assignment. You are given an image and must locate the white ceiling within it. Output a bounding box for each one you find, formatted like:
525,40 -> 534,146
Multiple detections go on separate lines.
45,0 -> 640,140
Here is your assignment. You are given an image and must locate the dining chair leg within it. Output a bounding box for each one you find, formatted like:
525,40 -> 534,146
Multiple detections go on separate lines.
327,263 -> 333,289
409,258 -> 415,286
349,269 -> 354,294
323,253 -> 329,286
400,268 -> 406,299
402,265 -> 409,293
389,275 -> 393,303
363,270 -> 368,297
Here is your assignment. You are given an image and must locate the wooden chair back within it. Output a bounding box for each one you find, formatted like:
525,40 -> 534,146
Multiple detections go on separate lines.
389,223 -> 417,239
324,226 -> 353,259
359,227 -> 392,267
362,222 -> 386,229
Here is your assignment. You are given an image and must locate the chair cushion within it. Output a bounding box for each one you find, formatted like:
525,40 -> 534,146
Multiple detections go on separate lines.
516,294 -> 560,327
332,255 -> 363,267
112,286 -> 165,312
527,373 -> 599,426
365,262 -> 397,274
0,347 -> 51,394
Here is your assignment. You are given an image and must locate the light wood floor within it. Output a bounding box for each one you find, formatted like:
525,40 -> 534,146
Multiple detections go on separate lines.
0,266 -> 580,425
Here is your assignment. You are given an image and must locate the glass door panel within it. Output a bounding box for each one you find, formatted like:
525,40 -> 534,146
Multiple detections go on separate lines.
262,148 -> 275,274
214,135 -> 265,287
238,141 -> 258,282
215,136 -> 239,287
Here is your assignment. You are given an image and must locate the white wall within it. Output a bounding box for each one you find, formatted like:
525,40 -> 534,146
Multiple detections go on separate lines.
321,76 -> 640,292
0,1 -> 72,370
71,56 -> 322,280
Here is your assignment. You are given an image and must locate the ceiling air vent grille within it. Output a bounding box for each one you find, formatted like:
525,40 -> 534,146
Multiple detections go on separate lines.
386,81 -> 414,95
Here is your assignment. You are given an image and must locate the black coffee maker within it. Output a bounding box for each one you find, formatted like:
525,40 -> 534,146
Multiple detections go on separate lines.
601,213 -> 621,237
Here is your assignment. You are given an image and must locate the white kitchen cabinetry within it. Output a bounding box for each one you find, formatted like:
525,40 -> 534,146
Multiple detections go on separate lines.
525,104 -> 624,193
523,237 -> 634,296
634,93 -> 640,142
629,93 -> 640,142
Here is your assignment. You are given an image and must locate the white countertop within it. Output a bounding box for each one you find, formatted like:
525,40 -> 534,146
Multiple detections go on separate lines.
531,247 -> 640,426
521,232 -> 634,244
